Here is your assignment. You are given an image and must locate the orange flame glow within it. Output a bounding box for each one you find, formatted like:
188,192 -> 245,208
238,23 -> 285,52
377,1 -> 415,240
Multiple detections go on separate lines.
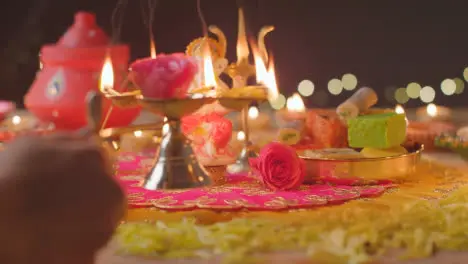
150,39 -> 157,59
250,39 -> 278,100
202,40 -> 217,88
100,56 -> 114,93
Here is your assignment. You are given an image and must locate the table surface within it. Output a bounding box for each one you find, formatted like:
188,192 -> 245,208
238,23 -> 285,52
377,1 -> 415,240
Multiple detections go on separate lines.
97,109 -> 468,264
96,153 -> 468,264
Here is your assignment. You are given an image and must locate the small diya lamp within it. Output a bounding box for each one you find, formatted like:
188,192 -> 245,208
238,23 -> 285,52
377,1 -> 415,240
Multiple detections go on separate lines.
416,103 -> 452,122
275,93 -> 306,129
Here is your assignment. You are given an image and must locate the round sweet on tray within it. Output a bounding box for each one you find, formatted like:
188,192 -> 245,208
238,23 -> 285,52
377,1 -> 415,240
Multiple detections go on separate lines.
297,143 -> 423,184
304,109 -> 348,148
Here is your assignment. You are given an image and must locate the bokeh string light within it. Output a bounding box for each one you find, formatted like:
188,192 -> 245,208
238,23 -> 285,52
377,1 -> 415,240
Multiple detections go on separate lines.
327,78 -> 343,95
394,87 -> 409,104
297,79 -> 314,97
441,78 -> 456,96
293,68 -> 467,107
406,82 -> 421,99
419,86 -> 436,103
341,73 -> 358,91
269,94 -> 286,110
454,77 -> 465,94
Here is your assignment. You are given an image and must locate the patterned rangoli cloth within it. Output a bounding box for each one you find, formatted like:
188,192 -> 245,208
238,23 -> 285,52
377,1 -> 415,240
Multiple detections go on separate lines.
116,152 -> 394,211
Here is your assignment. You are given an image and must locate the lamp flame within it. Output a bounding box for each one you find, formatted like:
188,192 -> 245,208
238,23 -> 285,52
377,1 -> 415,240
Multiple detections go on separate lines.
427,103 -> 438,117
150,39 -> 157,59
236,8 -> 249,63
100,56 -> 114,93
395,105 -> 405,114
237,131 -> 246,141
251,41 -> 278,101
202,41 -> 217,88
248,106 -> 259,119
286,93 -> 305,112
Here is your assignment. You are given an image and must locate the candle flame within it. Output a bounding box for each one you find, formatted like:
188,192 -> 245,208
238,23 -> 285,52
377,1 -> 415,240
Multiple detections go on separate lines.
237,131 -> 246,141
395,105 -> 405,114
150,39 -> 157,59
236,8 -> 249,63
202,41 -> 217,88
100,56 -> 114,93
251,41 -> 278,101
427,103 -> 437,117
286,93 -> 305,112
248,106 -> 259,119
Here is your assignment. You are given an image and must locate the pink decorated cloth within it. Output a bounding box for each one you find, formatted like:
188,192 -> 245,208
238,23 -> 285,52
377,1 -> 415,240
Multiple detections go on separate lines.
116,153 -> 394,211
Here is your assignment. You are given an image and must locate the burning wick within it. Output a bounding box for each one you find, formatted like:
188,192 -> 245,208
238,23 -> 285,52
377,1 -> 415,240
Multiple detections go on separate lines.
237,131 -> 246,141
12,115 -> 21,126
248,106 -> 259,120
426,103 -> 437,117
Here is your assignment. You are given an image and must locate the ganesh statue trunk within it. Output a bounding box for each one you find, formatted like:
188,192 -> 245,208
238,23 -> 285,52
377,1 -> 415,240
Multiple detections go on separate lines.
25,12 -> 141,130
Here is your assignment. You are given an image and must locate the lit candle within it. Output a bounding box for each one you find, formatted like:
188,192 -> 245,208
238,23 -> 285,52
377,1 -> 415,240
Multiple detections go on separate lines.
253,46 -> 279,101
150,38 -> 157,59
416,103 -> 452,122
276,93 -> 306,121
395,104 -> 405,114
275,93 -> 306,130
100,56 -> 114,94
236,8 -> 249,63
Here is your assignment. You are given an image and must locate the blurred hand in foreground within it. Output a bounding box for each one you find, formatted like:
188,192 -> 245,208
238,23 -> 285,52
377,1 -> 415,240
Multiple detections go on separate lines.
0,134 -> 125,264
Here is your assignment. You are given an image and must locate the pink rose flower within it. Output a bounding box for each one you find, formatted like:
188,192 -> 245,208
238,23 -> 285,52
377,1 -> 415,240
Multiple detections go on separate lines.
249,142 -> 305,191
130,53 -> 198,99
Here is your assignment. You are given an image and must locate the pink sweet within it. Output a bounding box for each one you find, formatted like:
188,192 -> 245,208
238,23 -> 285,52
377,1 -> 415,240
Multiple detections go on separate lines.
130,53 -> 198,99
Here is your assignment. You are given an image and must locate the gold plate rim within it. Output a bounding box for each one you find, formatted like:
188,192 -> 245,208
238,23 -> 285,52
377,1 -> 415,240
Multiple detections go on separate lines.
298,143 -> 424,163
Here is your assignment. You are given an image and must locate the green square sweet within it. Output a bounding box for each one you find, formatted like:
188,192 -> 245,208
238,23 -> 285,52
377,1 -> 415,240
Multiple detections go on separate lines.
347,113 -> 407,148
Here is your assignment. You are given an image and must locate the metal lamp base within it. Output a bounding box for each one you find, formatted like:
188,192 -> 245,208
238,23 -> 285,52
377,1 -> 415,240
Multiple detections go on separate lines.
142,119 -> 212,190
227,142 -> 258,174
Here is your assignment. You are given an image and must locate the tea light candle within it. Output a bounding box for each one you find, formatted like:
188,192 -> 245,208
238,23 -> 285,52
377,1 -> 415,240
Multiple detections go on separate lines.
416,103 -> 452,122
275,93 -> 306,129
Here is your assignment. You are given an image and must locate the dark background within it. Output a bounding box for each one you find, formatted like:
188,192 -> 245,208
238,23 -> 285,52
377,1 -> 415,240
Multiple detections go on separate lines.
0,0 -> 467,107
